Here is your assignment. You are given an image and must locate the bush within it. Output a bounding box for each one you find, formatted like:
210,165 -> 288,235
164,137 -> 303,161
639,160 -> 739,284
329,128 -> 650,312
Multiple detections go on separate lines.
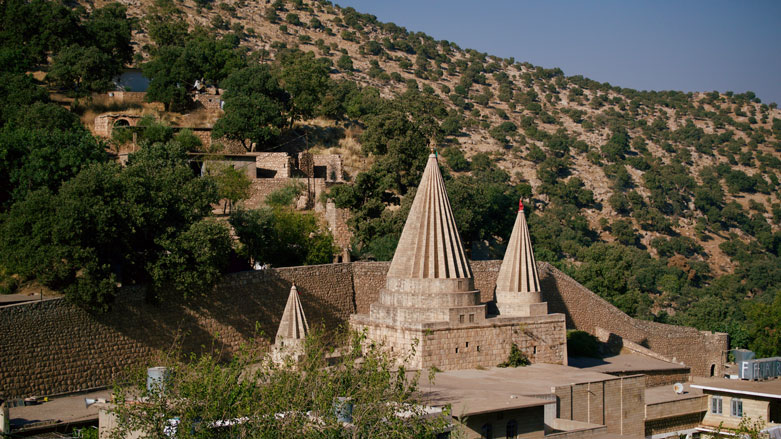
336,54 -> 353,72
567,330 -> 600,358
498,344 -> 529,367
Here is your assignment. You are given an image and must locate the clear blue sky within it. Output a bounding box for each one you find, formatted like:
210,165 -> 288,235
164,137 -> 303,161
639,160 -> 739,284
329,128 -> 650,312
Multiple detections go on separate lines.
334,1 -> 781,104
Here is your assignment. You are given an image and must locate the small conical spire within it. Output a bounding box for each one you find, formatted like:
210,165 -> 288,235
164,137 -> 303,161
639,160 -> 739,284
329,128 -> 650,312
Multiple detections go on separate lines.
275,283 -> 309,344
387,153 -> 472,279
496,200 -> 540,294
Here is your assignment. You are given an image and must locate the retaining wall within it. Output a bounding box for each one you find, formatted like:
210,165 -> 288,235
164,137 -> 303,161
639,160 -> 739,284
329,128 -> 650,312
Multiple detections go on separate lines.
0,261 -> 726,398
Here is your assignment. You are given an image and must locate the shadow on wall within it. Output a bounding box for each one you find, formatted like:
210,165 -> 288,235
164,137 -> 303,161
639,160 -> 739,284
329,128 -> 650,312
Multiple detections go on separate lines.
0,266 -> 355,398
96,268 -> 353,360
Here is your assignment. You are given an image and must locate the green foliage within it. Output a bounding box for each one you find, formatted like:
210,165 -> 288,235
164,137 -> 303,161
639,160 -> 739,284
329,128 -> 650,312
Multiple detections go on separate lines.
47,45 -> 118,94
210,164 -> 252,214
277,50 -> 331,125
212,65 -> 288,151
611,219 -> 637,246
336,53 -> 353,71
109,330 -> 449,438
0,127 -> 108,208
265,181 -> 304,207
229,207 -> 336,267
441,147 -> 470,172
743,292 -> 781,357
143,34 -> 247,111
498,343 -> 529,367
566,330 -> 600,358
601,127 -> 630,162
0,142 -> 228,311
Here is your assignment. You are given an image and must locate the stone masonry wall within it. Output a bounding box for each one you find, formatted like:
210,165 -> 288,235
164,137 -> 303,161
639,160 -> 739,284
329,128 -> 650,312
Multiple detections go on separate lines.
1,260 -> 726,398
539,262 -> 728,377
0,265 -> 354,398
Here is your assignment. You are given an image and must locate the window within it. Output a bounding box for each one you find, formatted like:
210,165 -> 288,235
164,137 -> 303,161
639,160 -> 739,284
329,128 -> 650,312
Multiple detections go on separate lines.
480,423 -> 493,439
731,398 -> 743,417
711,396 -> 722,414
506,420 -> 518,439
459,314 -> 464,323
469,314 -> 475,323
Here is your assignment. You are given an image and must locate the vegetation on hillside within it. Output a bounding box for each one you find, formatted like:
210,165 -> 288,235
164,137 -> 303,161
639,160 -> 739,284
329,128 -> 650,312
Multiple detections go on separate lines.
0,0 -> 778,355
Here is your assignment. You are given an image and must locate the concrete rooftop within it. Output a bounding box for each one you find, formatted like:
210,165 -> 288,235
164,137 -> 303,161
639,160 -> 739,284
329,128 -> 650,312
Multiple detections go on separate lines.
569,354 -> 688,374
9,389 -> 110,433
645,382 -> 703,405
692,376 -> 781,398
419,364 -> 619,416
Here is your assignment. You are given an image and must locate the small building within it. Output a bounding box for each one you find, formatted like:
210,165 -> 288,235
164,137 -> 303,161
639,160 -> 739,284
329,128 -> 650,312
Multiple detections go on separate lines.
691,376 -> 781,434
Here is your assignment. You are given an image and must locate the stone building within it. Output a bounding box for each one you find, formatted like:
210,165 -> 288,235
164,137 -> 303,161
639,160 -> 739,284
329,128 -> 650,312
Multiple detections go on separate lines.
351,152 -> 567,370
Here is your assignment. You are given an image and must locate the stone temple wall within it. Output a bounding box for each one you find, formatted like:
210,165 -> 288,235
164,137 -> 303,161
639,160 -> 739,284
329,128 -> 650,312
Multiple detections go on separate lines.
0,261 -> 727,398
353,313 -> 567,370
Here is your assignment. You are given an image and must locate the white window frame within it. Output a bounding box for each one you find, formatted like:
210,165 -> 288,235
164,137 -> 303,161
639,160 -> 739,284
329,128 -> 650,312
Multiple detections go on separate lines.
711,395 -> 723,414
731,398 -> 743,417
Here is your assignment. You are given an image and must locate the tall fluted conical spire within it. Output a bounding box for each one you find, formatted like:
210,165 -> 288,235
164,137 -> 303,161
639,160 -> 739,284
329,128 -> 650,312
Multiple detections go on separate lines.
496,200 -> 540,294
387,153 -> 472,280
275,284 -> 309,344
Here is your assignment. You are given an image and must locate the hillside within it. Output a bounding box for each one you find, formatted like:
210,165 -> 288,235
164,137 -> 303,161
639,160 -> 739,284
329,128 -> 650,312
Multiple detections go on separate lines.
1,0 -> 779,354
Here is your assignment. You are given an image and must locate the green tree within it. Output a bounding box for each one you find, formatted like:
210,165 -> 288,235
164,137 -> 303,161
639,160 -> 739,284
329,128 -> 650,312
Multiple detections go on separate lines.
743,292 -> 781,357
337,54 -> 353,72
212,164 -> 252,214
0,0 -> 82,66
85,3 -> 134,65
230,207 -> 336,267
0,142 -> 227,311
147,219 -> 232,300
277,50 -> 331,126
46,45 -> 118,94
0,127 -> 108,208
212,65 -> 288,151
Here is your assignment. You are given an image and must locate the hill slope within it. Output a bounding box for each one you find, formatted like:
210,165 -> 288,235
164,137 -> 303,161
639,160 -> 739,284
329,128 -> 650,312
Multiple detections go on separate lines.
40,0 -> 781,352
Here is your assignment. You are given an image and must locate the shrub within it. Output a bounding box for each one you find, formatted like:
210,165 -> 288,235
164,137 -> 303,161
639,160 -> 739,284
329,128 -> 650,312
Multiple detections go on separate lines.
498,344 -> 529,367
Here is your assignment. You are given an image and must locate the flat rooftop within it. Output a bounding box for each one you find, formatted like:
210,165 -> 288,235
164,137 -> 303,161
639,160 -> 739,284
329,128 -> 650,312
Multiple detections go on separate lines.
419,364 -> 619,416
9,389 -> 110,433
691,377 -> 781,398
645,382 -> 703,405
569,354 -> 687,374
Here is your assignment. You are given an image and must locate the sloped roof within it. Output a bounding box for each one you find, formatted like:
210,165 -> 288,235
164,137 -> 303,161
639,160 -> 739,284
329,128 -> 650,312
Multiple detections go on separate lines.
495,201 -> 541,294
387,153 -> 472,280
275,284 -> 309,344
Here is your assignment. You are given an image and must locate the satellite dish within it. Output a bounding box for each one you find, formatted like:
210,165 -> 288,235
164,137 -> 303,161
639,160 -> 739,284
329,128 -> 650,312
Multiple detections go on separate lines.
673,383 -> 684,394
85,397 -> 108,408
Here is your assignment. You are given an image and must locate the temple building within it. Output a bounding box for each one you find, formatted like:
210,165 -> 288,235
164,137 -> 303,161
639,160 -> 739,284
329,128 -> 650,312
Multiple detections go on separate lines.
351,152 -> 567,370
